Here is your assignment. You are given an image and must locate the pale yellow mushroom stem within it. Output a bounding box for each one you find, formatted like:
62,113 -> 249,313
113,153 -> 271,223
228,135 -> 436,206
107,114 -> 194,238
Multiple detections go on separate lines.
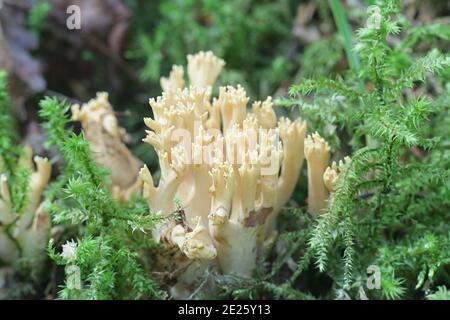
305,132 -> 330,216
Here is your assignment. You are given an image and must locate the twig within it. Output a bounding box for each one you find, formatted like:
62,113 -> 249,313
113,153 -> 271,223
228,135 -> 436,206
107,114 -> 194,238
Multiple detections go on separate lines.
187,268 -> 211,300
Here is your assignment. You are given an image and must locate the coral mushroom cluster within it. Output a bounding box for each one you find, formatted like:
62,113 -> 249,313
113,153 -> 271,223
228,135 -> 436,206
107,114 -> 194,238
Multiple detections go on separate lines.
0,148 -> 52,288
71,92 -> 142,202
141,51 -> 308,278
71,52 -> 350,298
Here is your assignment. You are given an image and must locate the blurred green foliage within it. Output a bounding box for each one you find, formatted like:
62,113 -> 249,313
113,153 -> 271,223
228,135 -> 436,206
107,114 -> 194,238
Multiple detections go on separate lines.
125,0 -> 301,99
28,1 -> 51,37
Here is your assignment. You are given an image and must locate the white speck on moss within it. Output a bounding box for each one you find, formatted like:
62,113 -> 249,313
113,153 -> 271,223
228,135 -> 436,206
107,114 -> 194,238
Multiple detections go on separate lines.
61,240 -> 78,262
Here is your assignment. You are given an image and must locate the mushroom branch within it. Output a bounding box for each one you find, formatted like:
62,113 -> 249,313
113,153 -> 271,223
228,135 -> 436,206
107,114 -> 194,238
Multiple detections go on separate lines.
0,147 -> 52,271
323,156 -> 352,193
141,51 -> 308,278
71,92 -> 142,202
305,132 -> 331,216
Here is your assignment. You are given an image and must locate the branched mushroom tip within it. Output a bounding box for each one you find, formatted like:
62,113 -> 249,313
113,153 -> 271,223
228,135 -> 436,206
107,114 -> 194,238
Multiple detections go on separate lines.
208,162 -> 235,225
161,65 -> 185,92
0,153 -> 52,266
187,51 -> 225,88
305,132 -> 330,216
324,156 -> 351,193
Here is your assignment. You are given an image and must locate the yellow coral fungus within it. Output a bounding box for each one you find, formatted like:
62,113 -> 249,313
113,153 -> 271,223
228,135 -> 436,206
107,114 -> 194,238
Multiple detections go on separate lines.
141,51 -> 308,280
